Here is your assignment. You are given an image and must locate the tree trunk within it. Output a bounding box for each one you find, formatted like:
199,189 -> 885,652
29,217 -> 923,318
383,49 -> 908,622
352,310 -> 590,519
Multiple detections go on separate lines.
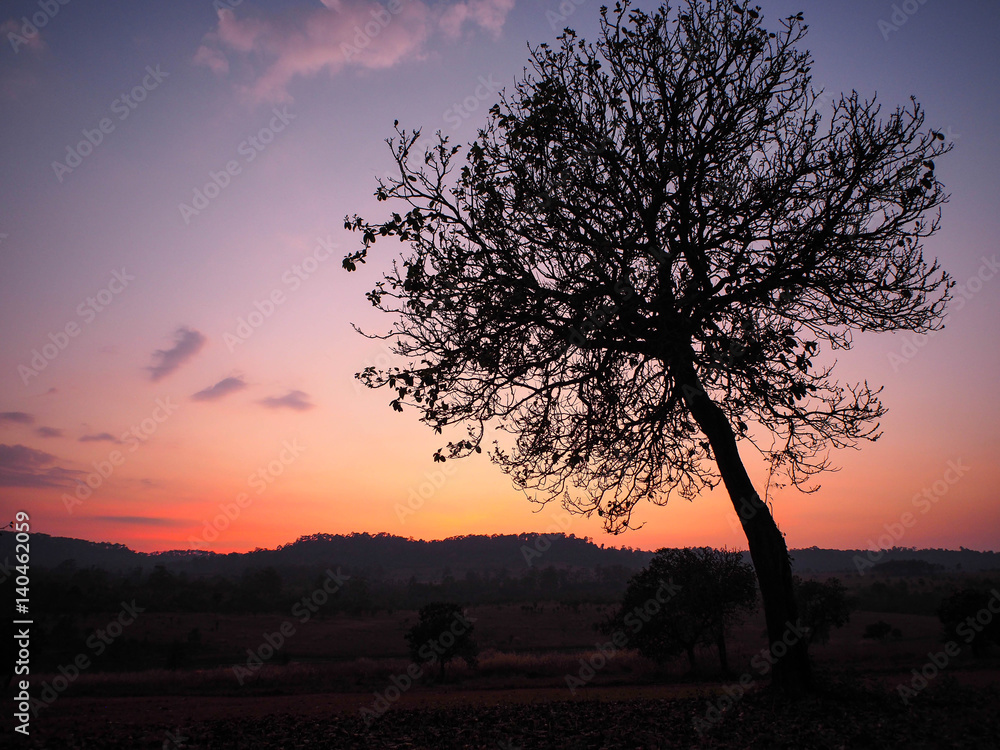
716,631 -> 729,675
675,356 -> 812,691
686,644 -> 697,673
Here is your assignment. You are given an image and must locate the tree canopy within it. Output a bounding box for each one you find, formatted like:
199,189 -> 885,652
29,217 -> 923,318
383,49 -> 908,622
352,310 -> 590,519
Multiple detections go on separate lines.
603,547 -> 756,672
405,601 -> 479,679
792,576 -> 854,645
344,0 -> 951,688
938,588 -> 1000,657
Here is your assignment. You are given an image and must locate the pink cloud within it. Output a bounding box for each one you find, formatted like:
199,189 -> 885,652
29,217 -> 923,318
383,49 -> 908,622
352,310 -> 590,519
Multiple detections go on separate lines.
216,9 -> 270,53
439,0 -> 516,39
195,0 -> 515,103
193,44 -> 229,76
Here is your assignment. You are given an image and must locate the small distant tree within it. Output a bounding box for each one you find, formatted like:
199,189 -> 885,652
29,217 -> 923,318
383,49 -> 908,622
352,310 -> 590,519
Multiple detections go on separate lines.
603,547 -> 756,673
862,620 -> 899,643
938,589 -> 1000,657
793,576 -> 853,645
340,577 -> 372,615
405,602 -> 479,679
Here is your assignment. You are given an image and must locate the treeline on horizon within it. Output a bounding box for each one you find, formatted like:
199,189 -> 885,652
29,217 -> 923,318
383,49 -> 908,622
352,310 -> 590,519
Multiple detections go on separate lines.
4,531 -> 999,578
5,532 -> 998,675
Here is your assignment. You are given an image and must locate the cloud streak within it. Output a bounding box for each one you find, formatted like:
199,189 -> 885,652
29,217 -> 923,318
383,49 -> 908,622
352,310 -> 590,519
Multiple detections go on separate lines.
79,432 -> 121,443
0,443 -> 82,488
36,426 -> 63,438
0,411 -> 34,424
92,516 -> 189,527
195,0 -> 514,103
147,327 -> 206,381
192,376 -> 248,402
259,390 -> 314,411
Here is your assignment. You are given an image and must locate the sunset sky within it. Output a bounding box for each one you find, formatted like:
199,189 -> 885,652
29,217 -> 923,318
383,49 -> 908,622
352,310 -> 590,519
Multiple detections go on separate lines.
1,0 -> 998,555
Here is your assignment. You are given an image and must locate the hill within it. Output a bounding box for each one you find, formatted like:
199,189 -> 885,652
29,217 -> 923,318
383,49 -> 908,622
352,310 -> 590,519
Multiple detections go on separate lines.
0,531 -> 653,579
2,532 -> 997,578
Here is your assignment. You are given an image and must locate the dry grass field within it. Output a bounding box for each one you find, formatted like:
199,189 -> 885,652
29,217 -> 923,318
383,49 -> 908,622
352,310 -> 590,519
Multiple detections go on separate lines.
9,600 -> 999,748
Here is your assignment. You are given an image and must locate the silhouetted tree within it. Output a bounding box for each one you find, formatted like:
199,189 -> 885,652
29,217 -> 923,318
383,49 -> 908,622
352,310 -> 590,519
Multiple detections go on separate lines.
862,620 -> 900,642
405,602 -> 478,679
793,576 -> 853,645
702,548 -> 758,673
602,547 -> 755,673
147,564 -> 175,592
343,0 -> 951,689
341,576 -> 372,615
938,588 -> 1000,657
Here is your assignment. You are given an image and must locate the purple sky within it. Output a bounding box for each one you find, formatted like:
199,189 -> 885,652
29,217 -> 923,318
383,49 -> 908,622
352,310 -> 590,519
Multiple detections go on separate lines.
1,0 -> 998,553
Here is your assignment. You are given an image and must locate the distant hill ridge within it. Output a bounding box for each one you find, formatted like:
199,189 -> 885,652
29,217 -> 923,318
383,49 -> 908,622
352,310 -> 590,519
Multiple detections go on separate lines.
1,532 -> 997,577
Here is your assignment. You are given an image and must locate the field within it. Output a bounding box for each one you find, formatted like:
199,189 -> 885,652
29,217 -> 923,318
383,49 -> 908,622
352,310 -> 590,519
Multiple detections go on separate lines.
8,601 -> 1000,748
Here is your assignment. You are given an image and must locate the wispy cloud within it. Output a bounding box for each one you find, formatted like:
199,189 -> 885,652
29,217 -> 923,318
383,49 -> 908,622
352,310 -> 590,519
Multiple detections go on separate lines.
438,0 -> 515,38
0,443 -> 82,488
0,411 -> 33,424
192,376 -> 247,402
92,516 -> 189,527
36,426 -> 63,438
259,389 -> 314,411
79,432 -> 121,444
147,327 -> 206,381
195,0 -> 514,103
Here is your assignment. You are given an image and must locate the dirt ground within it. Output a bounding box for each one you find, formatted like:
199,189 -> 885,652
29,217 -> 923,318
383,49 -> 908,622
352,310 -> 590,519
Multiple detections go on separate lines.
7,604 -> 1000,748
